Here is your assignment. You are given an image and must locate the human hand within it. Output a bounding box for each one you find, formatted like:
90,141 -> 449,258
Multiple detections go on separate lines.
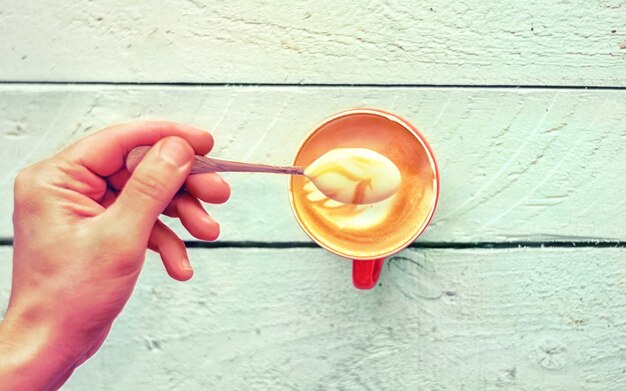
0,121 -> 230,390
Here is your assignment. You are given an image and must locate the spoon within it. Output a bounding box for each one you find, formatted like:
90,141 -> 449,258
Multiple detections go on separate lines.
126,146 -> 401,204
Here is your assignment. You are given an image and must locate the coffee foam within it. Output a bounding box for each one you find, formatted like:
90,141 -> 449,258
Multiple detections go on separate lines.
303,148 -> 402,205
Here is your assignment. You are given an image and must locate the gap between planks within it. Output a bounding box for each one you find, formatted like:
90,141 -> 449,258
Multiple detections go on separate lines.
0,239 -> 624,249
1,81 -> 626,91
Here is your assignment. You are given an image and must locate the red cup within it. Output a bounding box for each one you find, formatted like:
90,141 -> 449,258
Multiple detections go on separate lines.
289,109 -> 439,289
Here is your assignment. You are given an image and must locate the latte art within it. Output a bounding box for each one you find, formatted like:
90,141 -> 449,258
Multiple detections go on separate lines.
303,179 -> 395,230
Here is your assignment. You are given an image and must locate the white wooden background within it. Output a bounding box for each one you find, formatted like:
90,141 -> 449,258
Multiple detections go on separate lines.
1,1 -> 625,390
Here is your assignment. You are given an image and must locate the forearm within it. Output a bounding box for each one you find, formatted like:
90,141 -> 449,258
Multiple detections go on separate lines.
0,306 -> 78,391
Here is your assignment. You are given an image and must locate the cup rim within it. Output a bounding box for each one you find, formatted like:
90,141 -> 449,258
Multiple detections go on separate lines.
289,108 -> 440,260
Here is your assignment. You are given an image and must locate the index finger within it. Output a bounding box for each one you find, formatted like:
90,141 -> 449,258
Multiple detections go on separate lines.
57,121 -> 214,177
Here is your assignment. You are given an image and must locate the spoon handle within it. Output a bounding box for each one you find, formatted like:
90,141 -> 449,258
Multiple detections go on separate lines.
126,146 -> 305,176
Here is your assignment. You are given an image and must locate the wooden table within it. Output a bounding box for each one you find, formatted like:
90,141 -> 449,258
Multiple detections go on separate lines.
1,1 -> 625,389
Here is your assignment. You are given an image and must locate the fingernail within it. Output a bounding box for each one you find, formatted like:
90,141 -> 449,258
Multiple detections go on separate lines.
181,257 -> 193,271
203,214 -> 218,224
159,138 -> 191,167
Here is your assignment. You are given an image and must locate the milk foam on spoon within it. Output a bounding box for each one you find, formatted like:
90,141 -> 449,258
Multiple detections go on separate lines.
304,148 -> 401,204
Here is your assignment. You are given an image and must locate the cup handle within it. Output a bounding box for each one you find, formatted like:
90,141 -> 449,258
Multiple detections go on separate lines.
352,259 -> 385,290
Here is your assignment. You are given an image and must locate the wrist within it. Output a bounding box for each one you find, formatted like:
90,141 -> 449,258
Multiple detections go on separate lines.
0,304 -> 78,391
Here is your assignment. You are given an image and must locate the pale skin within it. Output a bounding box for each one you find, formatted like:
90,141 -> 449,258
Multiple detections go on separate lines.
0,121 -> 230,391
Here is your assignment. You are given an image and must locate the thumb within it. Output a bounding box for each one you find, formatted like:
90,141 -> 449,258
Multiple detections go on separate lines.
107,137 -> 194,238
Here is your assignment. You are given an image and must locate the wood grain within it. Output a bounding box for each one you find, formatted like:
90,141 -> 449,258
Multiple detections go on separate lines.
1,85 -> 624,242
0,0 -> 624,85
1,247 -> 624,390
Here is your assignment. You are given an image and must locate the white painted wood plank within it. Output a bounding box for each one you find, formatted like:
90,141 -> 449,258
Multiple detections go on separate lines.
0,1 -> 624,85
1,247 -> 624,390
1,86 -> 624,242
